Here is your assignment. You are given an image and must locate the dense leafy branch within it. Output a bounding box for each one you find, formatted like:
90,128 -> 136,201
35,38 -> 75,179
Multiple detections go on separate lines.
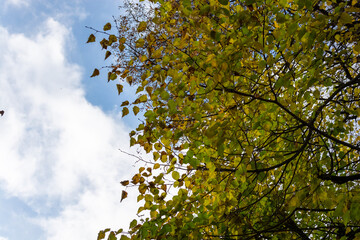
88,0 -> 360,239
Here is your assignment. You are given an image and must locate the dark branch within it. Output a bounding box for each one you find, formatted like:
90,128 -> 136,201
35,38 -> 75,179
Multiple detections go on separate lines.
318,173 -> 360,184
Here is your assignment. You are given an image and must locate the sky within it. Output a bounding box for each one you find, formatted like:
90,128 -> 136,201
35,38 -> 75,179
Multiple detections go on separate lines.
0,0 -> 143,239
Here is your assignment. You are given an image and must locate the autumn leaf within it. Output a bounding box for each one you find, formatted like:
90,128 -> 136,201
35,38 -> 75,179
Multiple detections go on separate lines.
120,190 -> 128,202
122,107 -> 129,117
103,22 -> 111,31
104,51 -> 111,60
116,84 -> 123,95
133,106 -> 140,115
90,68 -> 99,77
120,180 -> 129,186
137,21 -> 147,32
87,34 -> 96,43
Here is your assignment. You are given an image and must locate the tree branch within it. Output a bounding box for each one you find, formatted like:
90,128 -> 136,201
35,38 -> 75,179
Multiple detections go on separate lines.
318,173 -> 360,184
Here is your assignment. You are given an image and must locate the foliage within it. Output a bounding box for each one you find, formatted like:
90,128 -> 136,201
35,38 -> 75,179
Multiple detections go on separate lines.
89,0 -> 360,239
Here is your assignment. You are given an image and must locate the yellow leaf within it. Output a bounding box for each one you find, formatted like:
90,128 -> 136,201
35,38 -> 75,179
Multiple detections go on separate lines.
137,21 -> 147,32
103,22 -> 111,31
274,21 -> 279,28
140,55 -> 147,62
135,38 -> 145,48
154,163 -> 160,169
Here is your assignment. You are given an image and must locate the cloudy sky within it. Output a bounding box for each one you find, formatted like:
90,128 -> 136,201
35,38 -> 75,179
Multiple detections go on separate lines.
0,0 -> 142,239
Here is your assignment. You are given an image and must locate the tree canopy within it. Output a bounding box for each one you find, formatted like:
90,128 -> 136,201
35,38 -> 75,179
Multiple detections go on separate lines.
89,0 -> 360,239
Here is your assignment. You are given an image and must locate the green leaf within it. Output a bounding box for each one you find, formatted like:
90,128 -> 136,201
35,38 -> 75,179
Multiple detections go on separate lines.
160,90 -> 170,100
130,219 -> 138,228
172,171 -> 180,180
108,232 -> 116,240
200,5 -> 210,15
108,72 -> 117,81
97,231 -> 106,240
183,0 -> 191,9
218,0 -> 229,5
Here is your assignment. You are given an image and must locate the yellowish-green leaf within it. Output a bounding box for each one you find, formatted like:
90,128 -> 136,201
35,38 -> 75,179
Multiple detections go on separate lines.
133,106 -> 140,115
172,171 -> 180,180
122,107 -> 129,117
103,22 -> 112,31
137,21 -> 147,32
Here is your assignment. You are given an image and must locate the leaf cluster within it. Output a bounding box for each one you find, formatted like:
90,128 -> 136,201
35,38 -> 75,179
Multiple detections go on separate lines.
88,0 -> 360,239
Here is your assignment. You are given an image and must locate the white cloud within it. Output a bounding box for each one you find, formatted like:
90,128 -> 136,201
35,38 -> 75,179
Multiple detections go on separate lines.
0,18 -> 139,239
4,0 -> 29,7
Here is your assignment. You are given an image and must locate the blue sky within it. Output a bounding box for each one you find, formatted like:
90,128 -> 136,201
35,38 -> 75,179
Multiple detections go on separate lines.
0,0 -> 142,239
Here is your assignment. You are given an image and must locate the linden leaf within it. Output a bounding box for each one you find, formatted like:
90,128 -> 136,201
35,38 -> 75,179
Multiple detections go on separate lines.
140,55 -> 147,62
105,51 -> 111,60
90,68 -> 100,77
87,34 -> 96,43
103,22 -> 112,31
109,35 -> 117,44
117,84 -> 123,95
122,107 -> 129,117
97,231 -> 105,240
137,21 -> 147,32
120,180 -> 130,186
218,0 -> 229,5
108,72 -> 117,81
172,171 -> 180,180
130,220 -> 138,228
108,232 -> 117,240
135,38 -> 145,48
133,106 -> 140,115
120,190 -> 128,202
121,101 -> 129,106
